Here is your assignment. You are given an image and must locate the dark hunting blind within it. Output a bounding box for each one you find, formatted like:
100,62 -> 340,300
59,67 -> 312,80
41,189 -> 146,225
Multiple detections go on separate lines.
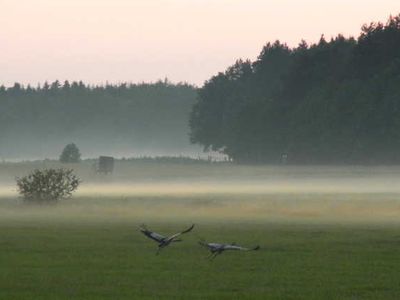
97,156 -> 114,174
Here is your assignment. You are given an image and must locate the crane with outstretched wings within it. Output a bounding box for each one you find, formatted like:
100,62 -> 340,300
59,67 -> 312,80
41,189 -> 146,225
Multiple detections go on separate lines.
139,224 -> 195,254
199,240 -> 259,260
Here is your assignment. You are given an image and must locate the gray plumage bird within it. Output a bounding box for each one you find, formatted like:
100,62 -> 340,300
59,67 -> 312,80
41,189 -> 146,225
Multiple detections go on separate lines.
199,240 -> 260,260
139,224 -> 195,254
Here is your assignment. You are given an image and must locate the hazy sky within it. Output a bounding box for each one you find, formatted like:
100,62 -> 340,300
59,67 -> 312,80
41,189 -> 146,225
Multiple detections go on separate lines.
1,0 -> 399,87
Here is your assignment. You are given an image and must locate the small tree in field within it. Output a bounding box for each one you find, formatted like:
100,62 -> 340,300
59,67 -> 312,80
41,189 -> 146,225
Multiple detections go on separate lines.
60,143 -> 81,163
16,169 -> 80,203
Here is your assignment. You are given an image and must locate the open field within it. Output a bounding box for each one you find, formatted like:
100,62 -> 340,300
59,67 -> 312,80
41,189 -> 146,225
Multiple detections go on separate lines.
1,162 -> 400,299
2,220 -> 400,299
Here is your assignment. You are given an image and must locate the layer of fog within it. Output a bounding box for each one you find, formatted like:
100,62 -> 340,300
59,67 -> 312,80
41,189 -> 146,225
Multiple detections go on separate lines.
1,164 -> 400,225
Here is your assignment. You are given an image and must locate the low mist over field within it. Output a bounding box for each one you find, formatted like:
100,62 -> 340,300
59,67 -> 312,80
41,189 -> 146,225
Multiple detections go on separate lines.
2,161 -> 400,299
2,162 -> 400,225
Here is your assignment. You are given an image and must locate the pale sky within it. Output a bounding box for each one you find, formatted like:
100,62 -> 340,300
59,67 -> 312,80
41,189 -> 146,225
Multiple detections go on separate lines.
1,0 -> 399,87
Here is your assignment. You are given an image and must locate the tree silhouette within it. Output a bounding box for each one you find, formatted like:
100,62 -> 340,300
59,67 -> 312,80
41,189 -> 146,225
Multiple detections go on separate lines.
60,143 -> 81,163
190,14 -> 400,164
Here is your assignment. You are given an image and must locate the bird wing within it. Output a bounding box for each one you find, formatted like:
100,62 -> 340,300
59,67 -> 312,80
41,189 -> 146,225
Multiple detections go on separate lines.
167,224 -> 195,240
198,241 -> 224,251
224,244 -> 260,251
139,225 -> 166,243
208,243 -> 225,251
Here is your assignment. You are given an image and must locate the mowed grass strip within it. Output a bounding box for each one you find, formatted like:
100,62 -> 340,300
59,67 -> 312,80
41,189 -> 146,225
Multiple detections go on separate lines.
1,221 -> 400,299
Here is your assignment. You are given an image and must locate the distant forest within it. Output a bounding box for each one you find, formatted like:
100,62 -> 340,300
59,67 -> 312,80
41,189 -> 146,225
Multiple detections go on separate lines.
0,80 -> 199,159
2,15 -> 400,164
190,14 -> 400,164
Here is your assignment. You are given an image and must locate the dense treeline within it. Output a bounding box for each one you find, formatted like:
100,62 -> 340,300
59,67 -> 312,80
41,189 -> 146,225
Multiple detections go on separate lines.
0,80 -> 198,159
190,15 -> 400,164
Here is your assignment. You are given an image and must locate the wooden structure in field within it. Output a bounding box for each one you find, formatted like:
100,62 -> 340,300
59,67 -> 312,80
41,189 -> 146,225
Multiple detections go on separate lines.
97,156 -> 114,174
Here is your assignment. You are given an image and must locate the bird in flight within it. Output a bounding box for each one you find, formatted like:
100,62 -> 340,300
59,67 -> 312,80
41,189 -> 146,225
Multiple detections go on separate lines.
199,240 -> 260,260
139,224 -> 195,254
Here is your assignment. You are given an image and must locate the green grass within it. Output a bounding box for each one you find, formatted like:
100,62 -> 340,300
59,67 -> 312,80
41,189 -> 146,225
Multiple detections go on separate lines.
1,219 -> 400,299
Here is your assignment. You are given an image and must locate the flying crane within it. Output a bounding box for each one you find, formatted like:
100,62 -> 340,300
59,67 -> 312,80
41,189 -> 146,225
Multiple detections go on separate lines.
139,224 -> 195,254
199,240 -> 260,260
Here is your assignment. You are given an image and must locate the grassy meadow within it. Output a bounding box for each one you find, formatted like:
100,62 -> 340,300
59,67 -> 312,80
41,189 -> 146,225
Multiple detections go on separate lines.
1,161 -> 400,299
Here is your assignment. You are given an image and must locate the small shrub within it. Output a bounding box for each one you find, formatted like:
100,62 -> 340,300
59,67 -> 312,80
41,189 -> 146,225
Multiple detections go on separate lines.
60,143 -> 81,163
16,168 -> 80,203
